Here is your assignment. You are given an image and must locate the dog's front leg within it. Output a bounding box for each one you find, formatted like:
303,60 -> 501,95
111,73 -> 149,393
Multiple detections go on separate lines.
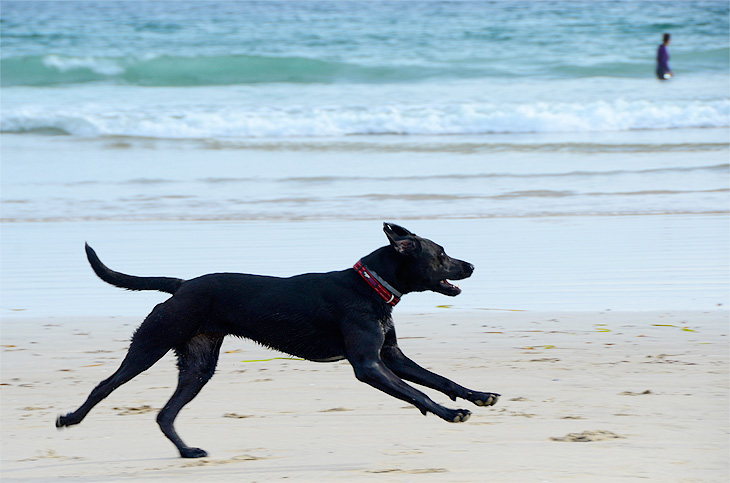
343,320 -> 472,423
380,329 -> 499,407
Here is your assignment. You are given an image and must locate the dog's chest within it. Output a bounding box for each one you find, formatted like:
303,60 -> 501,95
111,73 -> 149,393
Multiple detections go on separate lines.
379,316 -> 394,333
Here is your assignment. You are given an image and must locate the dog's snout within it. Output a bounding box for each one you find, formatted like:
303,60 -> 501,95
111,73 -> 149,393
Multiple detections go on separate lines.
463,262 -> 475,276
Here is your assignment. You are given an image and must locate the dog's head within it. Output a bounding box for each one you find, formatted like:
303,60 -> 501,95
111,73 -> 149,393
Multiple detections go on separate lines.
383,222 -> 474,296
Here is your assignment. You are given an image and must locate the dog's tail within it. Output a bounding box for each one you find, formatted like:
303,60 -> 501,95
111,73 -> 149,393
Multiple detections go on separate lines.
85,243 -> 184,295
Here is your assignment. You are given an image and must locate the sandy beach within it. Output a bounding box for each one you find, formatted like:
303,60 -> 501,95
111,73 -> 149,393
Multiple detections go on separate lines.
1,310 -> 727,482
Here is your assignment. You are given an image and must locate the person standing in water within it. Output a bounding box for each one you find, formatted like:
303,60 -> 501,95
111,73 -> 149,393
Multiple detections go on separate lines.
656,33 -> 673,80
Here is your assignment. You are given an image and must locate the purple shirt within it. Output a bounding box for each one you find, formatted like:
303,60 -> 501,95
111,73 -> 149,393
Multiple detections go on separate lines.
657,45 -> 670,71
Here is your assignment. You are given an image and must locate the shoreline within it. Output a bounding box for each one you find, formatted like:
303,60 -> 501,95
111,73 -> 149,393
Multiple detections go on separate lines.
2,310 -> 728,481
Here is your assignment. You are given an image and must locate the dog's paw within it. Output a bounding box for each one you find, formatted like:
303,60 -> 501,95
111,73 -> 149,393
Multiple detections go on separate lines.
441,408 -> 471,423
180,447 -> 208,458
468,391 -> 500,407
56,413 -> 74,428
452,410 -> 471,423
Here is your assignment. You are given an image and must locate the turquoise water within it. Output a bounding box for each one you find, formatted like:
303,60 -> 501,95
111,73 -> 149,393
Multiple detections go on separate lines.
2,0 -> 729,86
1,0 -> 728,137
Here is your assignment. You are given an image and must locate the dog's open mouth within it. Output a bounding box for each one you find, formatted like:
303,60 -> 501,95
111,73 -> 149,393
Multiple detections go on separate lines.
439,279 -> 461,296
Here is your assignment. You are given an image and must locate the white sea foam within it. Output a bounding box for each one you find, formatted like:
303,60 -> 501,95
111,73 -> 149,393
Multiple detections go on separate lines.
2,98 -> 728,139
42,54 -> 126,76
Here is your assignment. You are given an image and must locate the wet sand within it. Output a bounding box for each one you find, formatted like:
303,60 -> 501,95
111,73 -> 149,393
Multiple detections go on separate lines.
1,310 -> 727,482
3,214 -> 729,319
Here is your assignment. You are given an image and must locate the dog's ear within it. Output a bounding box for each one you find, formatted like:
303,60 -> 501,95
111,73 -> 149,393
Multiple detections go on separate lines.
383,222 -> 420,255
383,222 -> 416,238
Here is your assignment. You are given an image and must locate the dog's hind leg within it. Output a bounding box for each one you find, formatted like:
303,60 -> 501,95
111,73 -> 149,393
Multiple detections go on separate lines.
157,333 -> 223,458
56,331 -> 172,428
56,302 -> 196,429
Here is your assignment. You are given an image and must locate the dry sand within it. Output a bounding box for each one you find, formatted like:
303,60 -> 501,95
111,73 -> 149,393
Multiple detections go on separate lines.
1,310 -> 728,482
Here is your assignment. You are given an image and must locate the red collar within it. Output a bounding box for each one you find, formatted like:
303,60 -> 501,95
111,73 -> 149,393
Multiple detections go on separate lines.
353,260 -> 402,306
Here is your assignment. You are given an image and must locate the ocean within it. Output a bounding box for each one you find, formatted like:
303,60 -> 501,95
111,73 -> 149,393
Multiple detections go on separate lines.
2,0 -> 729,141
1,0 -> 728,317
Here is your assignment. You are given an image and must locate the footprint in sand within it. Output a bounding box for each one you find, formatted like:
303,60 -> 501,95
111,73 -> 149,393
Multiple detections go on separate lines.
550,430 -> 624,442
182,454 -> 266,467
619,389 -> 652,395
113,405 -> 157,415
367,468 -> 448,474
19,449 -> 85,462
223,413 -> 254,419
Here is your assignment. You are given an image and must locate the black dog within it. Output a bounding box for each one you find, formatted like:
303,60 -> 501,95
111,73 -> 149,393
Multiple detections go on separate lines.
57,223 -> 499,458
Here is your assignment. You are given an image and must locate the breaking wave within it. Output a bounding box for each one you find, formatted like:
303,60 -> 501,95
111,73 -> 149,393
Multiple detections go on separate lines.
2,98 -> 728,138
1,54 -> 461,87
3,49 -> 728,87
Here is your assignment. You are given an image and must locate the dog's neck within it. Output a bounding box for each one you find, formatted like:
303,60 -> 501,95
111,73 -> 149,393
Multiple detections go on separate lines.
357,247 -> 409,303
